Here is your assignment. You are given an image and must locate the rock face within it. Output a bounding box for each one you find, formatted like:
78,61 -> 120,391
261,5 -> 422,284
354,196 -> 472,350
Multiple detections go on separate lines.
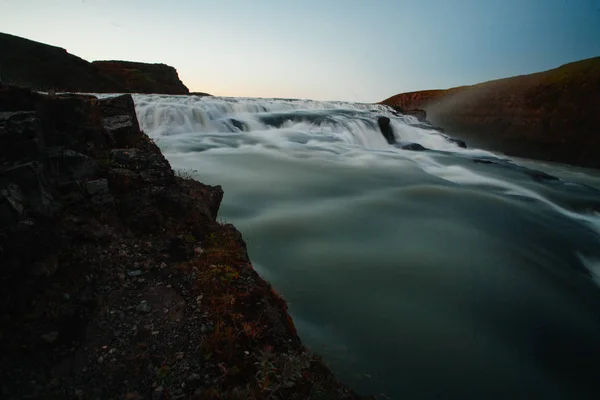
93,61 -> 190,95
0,85 -> 361,399
0,32 -> 120,92
0,32 -> 193,94
377,116 -> 396,144
380,57 -> 600,169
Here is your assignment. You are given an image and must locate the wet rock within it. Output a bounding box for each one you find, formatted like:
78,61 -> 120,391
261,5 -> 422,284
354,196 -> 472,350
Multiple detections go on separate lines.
377,116 -> 396,144
473,159 -> 499,165
400,143 -> 428,151
230,119 -> 245,131
448,138 -> 467,148
525,170 -> 560,182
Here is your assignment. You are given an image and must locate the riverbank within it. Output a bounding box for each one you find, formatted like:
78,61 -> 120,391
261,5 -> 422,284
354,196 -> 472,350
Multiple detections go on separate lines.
380,57 -> 600,169
0,85 -> 364,399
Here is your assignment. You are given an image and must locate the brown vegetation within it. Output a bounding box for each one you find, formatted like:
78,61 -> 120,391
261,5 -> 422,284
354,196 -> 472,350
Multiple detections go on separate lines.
381,57 -> 600,168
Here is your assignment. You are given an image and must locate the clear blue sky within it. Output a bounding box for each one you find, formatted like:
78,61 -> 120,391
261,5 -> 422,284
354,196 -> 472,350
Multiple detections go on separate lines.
2,0 -> 600,101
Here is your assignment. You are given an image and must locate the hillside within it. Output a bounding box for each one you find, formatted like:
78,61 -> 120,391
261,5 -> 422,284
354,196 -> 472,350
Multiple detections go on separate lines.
93,61 -> 189,95
0,32 -> 190,94
381,57 -> 600,169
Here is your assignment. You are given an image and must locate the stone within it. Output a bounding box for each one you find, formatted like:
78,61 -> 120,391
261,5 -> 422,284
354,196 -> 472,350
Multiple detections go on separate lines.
4,162 -> 55,216
448,138 -> 467,148
45,147 -> 99,180
152,386 -> 165,400
85,179 -> 108,195
400,143 -> 428,151
377,116 -> 396,144
86,179 -> 112,205
103,115 -> 136,147
57,180 -> 85,204
0,183 -> 25,226
41,331 -> 59,343
137,301 -> 151,314
0,111 -> 44,162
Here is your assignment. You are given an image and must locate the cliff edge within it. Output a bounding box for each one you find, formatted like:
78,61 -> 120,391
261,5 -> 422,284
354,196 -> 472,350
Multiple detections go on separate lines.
381,57 -> 600,169
0,85 -> 362,399
93,61 -> 189,95
0,32 -> 192,95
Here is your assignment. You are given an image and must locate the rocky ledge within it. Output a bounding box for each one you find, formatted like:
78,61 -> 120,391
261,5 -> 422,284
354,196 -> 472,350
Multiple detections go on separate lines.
0,85 -> 363,399
0,33 -> 197,95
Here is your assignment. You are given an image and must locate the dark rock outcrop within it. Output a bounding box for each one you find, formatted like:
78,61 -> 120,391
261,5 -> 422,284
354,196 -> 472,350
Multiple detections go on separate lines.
447,137 -> 467,148
93,61 -> 190,95
381,57 -> 600,169
0,32 -> 193,94
0,85 -> 363,400
399,143 -> 428,151
377,116 -> 396,144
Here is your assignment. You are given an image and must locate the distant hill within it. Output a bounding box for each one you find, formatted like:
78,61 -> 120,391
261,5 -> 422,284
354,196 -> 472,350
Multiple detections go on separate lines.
92,61 -> 189,95
0,32 -> 191,95
381,57 -> 600,169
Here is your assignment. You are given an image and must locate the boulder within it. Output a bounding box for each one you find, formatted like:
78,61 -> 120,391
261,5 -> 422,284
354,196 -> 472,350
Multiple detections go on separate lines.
377,116 -> 396,144
103,115 -> 136,147
448,138 -> 467,148
4,162 -> 55,216
45,147 -> 99,180
400,143 -> 428,151
0,111 -> 45,163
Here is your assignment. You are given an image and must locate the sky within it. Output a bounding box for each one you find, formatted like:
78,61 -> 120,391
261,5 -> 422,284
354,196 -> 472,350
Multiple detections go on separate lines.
1,0 -> 600,102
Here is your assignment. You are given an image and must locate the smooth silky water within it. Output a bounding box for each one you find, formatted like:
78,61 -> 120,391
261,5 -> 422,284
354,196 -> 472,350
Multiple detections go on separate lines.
128,94 -> 600,399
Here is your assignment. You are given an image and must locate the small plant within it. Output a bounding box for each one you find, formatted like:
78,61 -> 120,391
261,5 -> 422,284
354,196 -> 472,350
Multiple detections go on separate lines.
183,233 -> 196,243
175,168 -> 198,180
255,350 -> 312,396
155,364 -> 170,382
241,321 -> 265,340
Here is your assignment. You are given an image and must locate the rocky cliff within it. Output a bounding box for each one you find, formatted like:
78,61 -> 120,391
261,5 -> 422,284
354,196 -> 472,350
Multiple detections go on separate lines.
93,61 -> 189,95
0,85 -> 362,399
0,32 -> 192,95
381,57 -> 600,169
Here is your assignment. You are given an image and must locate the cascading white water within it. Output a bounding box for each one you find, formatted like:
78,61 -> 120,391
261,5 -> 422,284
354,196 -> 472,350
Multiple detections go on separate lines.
129,93 -> 600,399
132,94 -> 482,152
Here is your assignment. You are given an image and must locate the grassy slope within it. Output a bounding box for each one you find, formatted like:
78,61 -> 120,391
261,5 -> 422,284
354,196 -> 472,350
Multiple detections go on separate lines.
380,57 -> 600,168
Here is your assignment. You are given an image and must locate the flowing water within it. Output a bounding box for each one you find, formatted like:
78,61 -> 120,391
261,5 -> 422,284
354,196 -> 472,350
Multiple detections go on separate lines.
130,94 -> 600,399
